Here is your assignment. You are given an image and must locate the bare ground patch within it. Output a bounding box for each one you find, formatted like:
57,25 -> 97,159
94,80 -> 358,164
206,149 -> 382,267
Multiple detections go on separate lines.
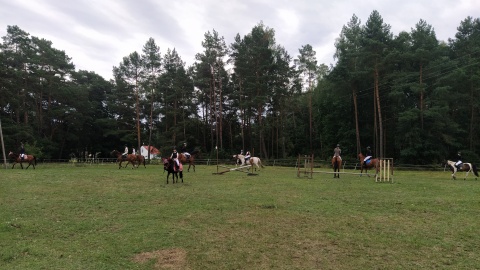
133,248 -> 188,269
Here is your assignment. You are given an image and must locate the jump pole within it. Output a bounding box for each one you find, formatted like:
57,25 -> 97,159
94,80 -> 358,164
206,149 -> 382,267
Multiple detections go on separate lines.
297,154 -> 313,178
375,158 -> 394,183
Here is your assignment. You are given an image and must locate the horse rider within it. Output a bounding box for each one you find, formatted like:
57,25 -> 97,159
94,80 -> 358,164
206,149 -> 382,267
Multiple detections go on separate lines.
170,148 -> 180,170
333,144 -> 341,160
245,151 -> 251,162
455,151 -> 463,170
181,143 -> 190,160
122,144 -> 129,160
19,142 -> 25,160
364,146 -> 373,166
132,147 -> 136,155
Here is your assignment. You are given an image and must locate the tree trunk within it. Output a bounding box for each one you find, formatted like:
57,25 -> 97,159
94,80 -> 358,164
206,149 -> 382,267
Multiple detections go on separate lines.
352,83 -> 361,154
374,65 -> 384,158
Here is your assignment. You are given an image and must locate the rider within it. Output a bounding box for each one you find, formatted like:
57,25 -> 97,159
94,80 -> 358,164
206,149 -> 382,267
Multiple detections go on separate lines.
364,146 -> 373,164
170,148 -> 180,170
132,147 -> 136,155
333,144 -> 341,160
245,151 -> 251,162
122,144 -> 129,160
455,151 -> 463,170
19,142 -> 25,160
181,143 -> 190,160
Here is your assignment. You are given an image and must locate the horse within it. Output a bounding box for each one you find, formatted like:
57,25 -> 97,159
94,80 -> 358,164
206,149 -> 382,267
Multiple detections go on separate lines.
332,156 -> 342,178
234,154 -> 264,171
358,153 -> 379,176
111,150 -> 138,169
177,150 -> 199,172
136,154 -> 146,168
8,151 -> 37,169
162,157 -> 183,184
444,160 -> 479,180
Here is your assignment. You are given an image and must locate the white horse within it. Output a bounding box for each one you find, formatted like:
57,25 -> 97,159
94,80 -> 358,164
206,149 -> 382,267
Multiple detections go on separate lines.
233,154 -> 264,170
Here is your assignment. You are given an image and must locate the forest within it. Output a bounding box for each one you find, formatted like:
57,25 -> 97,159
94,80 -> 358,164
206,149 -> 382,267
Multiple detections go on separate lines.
1,10 -> 479,164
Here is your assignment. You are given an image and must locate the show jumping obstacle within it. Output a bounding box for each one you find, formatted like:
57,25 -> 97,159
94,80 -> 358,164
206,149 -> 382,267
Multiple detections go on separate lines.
212,164 -> 257,176
296,154 -> 393,181
375,158 -> 394,183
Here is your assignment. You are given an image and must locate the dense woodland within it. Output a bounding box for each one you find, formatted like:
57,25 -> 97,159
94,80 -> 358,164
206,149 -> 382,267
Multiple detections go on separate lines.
1,10 -> 479,164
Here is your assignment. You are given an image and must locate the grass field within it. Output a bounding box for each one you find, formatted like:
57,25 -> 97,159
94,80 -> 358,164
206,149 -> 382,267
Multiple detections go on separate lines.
1,163 -> 480,269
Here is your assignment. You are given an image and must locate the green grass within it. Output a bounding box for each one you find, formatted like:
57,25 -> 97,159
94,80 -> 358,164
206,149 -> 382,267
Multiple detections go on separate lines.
1,164 -> 480,269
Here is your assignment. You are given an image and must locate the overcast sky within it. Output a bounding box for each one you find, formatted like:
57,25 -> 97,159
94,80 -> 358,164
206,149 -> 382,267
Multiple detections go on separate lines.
1,0 -> 478,80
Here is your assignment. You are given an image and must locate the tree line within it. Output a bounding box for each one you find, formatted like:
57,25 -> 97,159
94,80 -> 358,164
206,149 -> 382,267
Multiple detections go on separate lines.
1,10 -> 479,164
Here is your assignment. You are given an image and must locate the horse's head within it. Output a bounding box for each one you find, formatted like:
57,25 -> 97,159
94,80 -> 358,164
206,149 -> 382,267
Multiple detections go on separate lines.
8,151 -> 16,158
358,153 -> 364,160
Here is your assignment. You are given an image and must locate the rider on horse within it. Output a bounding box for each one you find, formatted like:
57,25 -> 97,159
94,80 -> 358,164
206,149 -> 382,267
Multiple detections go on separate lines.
245,151 -> 251,162
122,144 -> 129,160
455,151 -> 463,170
333,144 -> 341,160
363,146 -> 373,169
170,148 -> 180,170
19,142 -> 25,160
181,143 -> 190,160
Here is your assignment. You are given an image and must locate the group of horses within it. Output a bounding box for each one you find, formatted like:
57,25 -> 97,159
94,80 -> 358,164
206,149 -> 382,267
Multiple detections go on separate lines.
331,153 -> 377,178
7,148 -> 479,181
331,152 -> 479,180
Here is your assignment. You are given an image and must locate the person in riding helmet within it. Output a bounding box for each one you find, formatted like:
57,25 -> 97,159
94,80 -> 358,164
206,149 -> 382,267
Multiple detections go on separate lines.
19,142 -> 26,160
122,144 -> 128,159
455,151 -> 463,170
363,146 -> 372,167
181,143 -> 190,159
245,151 -> 251,162
333,144 -> 341,160
170,148 -> 180,169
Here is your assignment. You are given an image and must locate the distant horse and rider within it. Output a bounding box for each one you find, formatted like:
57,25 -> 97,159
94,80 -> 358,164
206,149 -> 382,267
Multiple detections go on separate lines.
162,157 -> 183,184
8,151 -> 37,169
358,152 -> 379,176
444,159 -> 478,180
233,154 -> 264,171
332,144 -> 342,178
111,150 -> 140,169
332,156 -> 342,178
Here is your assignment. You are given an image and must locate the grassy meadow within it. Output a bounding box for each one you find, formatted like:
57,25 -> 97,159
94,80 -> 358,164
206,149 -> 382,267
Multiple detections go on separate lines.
1,162 -> 480,269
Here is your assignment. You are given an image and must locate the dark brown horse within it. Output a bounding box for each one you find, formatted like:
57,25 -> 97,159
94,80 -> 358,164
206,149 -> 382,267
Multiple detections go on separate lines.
332,156 -> 342,178
111,150 -> 137,169
178,150 -> 199,172
8,151 -> 37,169
358,153 -> 379,176
162,157 -> 183,184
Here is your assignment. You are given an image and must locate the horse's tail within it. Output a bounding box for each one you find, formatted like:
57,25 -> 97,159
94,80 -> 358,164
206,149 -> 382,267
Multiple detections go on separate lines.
260,159 -> 265,168
473,164 -> 479,177
191,150 -> 200,156
34,156 -> 37,165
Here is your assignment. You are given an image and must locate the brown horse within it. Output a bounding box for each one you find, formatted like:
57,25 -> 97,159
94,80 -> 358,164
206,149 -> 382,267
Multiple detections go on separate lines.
332,156 -> 342,178
162,157 -> 183,184
111,150 -> 137,169
358,153 -> 379,176
178,150 -> 199,172
8,151 -> 37,169
136,154 -> 146,168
